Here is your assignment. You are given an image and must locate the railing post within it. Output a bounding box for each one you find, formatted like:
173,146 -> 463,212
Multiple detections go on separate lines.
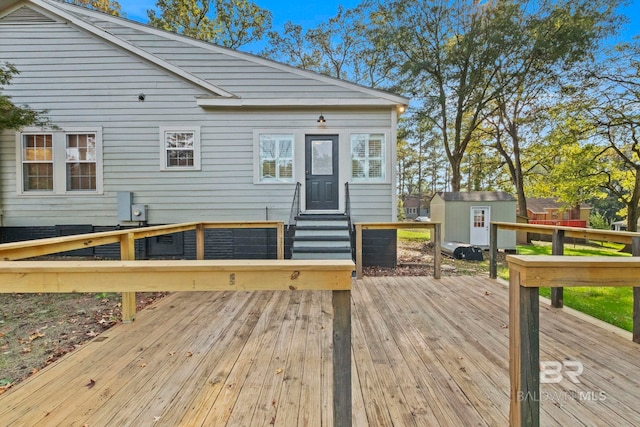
196,223 -> 205,261
120,232 -> 136,322
355,224 -> 363,279
332,290 -> 352,426
550,229 -> 565,308
433,223 -> 441,279
277,222 -> 285,260
633,236 -> 640,344
509,268 -> 540,427
490,223 -> 498,279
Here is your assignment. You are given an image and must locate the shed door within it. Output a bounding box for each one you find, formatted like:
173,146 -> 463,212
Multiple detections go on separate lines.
470,206 -> 490,246
305,135 -> 339,210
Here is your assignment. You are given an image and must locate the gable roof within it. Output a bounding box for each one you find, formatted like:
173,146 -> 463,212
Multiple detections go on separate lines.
526,197 -> 591,213
0,0 -> 409,108
436,191 -> 516,202
526,197 -> 562,213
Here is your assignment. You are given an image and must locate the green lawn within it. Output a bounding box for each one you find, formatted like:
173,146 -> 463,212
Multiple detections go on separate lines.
396,233 -> 634,332
508,241 -> 633,332
397,228 -> 431,241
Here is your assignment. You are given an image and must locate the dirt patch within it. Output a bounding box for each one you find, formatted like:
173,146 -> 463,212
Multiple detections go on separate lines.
0,292 -> 166,393
364,239 -> 507,277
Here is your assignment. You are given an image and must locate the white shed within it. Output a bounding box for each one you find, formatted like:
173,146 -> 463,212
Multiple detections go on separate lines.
430,191 -> 517,250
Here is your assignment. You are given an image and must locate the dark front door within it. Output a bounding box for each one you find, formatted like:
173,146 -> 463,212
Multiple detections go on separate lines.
305,134 -> 339,210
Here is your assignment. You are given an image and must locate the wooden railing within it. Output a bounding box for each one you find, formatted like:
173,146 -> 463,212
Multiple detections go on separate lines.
489,222 -> 640,343
0,258 -> 354,426
0,221 -> 285,321
506,256 -> 640,427
354,222 -> 441,280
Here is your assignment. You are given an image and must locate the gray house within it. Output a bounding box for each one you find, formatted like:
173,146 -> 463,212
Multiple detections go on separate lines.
0,0 -> 408,260
430,191 -> 516,250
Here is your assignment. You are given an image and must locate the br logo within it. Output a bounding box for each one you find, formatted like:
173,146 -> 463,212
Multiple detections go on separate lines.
540,361 -> 583,384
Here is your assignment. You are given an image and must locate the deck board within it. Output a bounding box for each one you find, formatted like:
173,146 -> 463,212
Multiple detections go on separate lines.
1,275 -> 640,426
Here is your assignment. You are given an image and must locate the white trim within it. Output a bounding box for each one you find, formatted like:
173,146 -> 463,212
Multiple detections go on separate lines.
41,0 -> 409,106
159,126 -> 201,171
197,97 -> 402,107
391,109 -> 398,221
348,130 -> 391,185
24,0 -> 235,98
16,126 -> 104,195
252,131 -> 295,184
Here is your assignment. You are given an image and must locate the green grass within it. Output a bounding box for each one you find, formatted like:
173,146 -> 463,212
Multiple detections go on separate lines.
538,287 -> 633,331
398,236 -> 632,331
397,229 -> 431,242
503,241 -> 633,332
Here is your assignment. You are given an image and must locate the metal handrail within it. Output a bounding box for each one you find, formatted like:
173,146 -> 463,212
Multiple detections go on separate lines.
344,182 -> 351,218
288,182 -> 302,230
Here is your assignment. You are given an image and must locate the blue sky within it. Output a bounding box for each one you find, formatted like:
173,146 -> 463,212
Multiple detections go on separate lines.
123,0 -> 362,30
121,0 -> 639,46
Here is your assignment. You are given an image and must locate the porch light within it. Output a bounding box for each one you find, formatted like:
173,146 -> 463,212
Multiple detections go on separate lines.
317,113 -> 326,123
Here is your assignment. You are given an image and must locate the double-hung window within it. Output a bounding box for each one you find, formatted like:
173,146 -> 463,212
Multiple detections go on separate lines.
160,126 -> 201,170
258,134 -> 294,182
351,133 -> 385,181
18,129 -> 102,194
66,134 -> 97,191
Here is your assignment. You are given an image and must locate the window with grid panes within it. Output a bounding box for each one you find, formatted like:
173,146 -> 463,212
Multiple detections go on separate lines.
351,133 -> 385,181
19,130 -> 102,194
258,134 -> 294,182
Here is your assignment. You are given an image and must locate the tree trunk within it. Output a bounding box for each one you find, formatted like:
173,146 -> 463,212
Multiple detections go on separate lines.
450,156 -> 462,192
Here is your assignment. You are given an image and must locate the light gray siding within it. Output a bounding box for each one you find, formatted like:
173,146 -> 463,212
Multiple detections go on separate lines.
0,5 -> 397,227
61,7 -> 384,101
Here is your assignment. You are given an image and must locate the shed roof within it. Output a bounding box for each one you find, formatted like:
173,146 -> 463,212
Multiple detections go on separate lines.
436,191 -> 516,202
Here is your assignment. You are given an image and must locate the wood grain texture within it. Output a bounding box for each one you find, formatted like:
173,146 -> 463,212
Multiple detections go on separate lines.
1,276 -> 639,426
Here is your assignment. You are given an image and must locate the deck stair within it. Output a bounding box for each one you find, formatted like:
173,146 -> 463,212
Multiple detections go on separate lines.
291,214 -> 352,260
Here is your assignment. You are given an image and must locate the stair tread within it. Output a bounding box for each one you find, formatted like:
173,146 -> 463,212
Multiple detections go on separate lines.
292,247 -> 352,253
294,236 -> 350,241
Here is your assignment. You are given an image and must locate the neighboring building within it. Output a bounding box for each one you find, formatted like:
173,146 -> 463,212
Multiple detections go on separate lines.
611,218 -> 640,231
525,198 -> 590,227
430,191 -> 517,250
403,196 -> 429,219
0,0 -> 408,260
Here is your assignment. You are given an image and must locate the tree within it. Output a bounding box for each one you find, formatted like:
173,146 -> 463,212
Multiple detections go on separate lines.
0,63 -> 49,131
263,3 -> 393,88
588,42 -> 640,233
147,0 -> 272,49
532,41 -> 640,234
485,0 -> 621,215
66,0 -> 121,15
374,0 -> 524,191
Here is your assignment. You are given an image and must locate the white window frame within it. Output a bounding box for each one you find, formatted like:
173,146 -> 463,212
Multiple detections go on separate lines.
253,131 -> 295,184
16,127 -> 103,195
159,126 -> 201,171
350,133 -> 386,182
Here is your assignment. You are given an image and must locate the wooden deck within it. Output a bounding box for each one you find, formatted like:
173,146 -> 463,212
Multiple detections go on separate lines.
1,275 -> 639,426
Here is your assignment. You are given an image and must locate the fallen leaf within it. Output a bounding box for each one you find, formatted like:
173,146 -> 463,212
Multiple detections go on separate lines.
29,332 -> 45,341
86,379 -> 96,389
275,368 -> 283,375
